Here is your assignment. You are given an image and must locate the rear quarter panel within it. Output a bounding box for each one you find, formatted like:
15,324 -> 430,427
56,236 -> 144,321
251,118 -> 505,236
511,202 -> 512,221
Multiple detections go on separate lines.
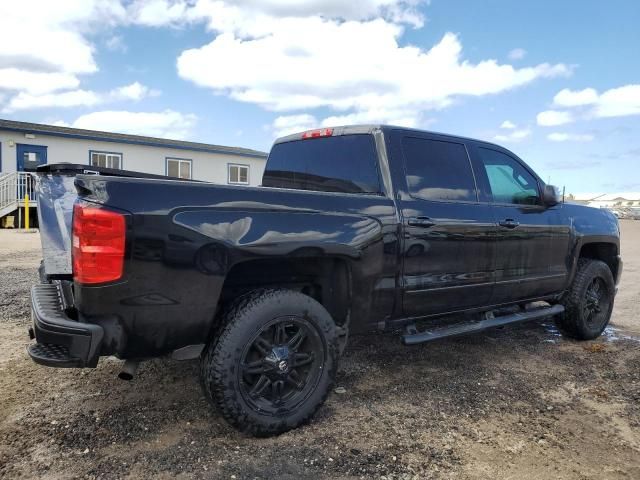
73,176 -> 399,357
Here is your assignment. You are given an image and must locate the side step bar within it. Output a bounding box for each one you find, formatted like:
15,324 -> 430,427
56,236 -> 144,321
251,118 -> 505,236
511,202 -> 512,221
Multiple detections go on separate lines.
402,304 -> 565,345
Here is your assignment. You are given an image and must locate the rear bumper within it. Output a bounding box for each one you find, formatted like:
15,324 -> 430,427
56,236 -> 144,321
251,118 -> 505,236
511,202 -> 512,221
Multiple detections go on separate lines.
27,283 -> 103,368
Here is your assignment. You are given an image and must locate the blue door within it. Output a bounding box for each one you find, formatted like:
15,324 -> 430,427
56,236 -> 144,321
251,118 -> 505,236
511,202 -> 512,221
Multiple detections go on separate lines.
17,144 -> 47,172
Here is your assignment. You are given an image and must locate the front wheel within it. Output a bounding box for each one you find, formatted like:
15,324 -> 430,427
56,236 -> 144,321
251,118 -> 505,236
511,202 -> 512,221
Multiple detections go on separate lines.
556,259 -> 615,340
200,289 -> 338,436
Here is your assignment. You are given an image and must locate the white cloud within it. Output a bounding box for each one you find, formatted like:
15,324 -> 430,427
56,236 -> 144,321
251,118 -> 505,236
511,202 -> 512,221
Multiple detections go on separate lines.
593,84 -> 640,118
130,0 -> 428,28
553,87 -> 598,107
105,35 -> 127,53
129,0 -> 194,27
547,132 -> 594,142
69,110 -> 197,139
178,16 -> 570,126
0,1 -> 127,95
536,110 -> 573,126
0,1 -> 171,111
0,0 -> 570,128
272,106 -> 434,138
500,120 -> 516,129
546,84 -> 640,121
0,0 -> 428,118
493,128 -> 531,143
110,81 -> 160,101
272,114 -> 318,137
321,108 -> 428,128
494,129 -> 531,143
2,82 -> 159,112
4,90 -> 102,112
508,48 -> 526,61
0,69 -> 80,96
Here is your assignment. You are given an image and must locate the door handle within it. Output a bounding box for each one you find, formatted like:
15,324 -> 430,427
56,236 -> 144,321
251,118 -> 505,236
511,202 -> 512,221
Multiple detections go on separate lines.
499,218 -> 520,229
407,217 -> 436,228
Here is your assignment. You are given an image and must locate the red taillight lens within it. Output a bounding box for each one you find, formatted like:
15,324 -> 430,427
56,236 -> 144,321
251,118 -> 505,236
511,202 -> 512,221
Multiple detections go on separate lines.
72,203 -> 126,284
301,128 -> 333,139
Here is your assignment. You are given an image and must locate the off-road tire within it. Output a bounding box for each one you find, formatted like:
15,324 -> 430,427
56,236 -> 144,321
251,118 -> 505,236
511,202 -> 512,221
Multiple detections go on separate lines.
556,259 -> 615,340
200,289 -> 338,436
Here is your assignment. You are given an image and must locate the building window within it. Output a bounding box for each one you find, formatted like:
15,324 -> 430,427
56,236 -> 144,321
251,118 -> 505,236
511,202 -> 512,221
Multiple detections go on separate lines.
228,164 -> 249,185
166,158 -> 192,179
90,151 -> 122,169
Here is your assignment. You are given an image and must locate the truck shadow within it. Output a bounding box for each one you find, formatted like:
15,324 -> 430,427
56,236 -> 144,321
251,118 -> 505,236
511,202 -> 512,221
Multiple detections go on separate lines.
79,318 -> 569,431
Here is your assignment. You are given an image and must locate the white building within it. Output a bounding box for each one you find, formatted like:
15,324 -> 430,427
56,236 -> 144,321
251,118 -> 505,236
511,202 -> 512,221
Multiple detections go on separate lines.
570,193 -> 640,208
585,193 -> 640,209
0,119 -> 268,225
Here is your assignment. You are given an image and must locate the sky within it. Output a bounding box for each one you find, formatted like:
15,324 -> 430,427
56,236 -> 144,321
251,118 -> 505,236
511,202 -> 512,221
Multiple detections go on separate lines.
0,0 -> 638,195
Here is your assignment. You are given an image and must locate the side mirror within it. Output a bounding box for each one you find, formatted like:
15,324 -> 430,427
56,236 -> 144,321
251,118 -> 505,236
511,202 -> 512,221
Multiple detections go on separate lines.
542,184 -> 561,206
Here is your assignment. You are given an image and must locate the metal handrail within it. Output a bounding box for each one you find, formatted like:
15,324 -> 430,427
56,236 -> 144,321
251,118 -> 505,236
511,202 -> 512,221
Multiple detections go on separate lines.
0,172 -> 38,214
0,172 -> 18,211
17,172 -> 38,205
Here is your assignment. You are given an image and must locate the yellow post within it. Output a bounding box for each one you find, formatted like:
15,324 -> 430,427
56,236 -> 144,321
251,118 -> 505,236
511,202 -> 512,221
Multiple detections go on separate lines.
24,194 -> 30,230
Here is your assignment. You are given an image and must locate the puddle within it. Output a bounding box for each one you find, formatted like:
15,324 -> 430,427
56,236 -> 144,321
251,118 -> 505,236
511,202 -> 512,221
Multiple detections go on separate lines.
540,322 -> 562,343
539,323 -> 640,344
603,326 -> 640,343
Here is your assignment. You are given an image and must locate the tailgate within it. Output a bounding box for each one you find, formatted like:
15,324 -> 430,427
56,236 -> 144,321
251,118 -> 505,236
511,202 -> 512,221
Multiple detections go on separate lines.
36,170 -> 77,276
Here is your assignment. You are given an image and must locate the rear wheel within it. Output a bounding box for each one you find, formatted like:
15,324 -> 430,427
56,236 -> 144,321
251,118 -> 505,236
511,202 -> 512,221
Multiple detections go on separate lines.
200,289 -> 338,436
556,259 -> 615,340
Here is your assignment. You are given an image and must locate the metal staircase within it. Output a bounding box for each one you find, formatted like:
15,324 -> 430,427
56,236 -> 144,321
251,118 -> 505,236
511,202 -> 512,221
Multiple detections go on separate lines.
0,172 -> 38,221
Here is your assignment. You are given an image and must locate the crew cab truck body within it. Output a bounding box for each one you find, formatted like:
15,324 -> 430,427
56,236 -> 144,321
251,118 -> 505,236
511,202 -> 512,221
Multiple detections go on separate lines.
29,125 -> 622,435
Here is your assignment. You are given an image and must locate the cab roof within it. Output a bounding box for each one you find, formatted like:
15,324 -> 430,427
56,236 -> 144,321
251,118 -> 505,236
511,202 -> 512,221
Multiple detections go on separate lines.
273,124 -> 507,151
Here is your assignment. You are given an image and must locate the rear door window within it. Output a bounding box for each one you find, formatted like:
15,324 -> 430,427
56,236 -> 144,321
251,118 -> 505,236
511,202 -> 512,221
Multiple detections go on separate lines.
262,135 -> 381,194
401,137 -> 477,202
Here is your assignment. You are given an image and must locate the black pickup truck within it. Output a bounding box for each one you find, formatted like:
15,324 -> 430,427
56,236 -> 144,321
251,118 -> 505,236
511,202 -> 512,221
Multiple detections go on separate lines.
29,125 -> 622,436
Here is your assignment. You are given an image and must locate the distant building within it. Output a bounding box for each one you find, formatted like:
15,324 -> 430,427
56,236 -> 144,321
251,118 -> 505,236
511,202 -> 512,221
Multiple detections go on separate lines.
0,119 -> 268,224
572,193 -> 640,209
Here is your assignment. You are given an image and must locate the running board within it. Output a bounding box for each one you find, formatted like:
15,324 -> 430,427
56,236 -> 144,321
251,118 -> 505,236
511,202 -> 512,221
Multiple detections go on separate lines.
402,304 -> 565,345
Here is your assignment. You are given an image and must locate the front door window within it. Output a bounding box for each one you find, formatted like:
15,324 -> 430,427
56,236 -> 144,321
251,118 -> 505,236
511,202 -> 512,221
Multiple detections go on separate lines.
477,148 -> 540,205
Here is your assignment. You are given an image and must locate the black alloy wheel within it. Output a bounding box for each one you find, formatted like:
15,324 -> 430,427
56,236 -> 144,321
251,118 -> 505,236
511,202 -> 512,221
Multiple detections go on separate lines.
200,289 -> 338,436
557,258 -> 615,340
583,277 -> 611,329
239,316 -> 325,414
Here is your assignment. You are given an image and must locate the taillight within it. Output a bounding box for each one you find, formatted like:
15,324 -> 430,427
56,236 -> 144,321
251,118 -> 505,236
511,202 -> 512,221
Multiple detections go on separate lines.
301,128 -> 333,139
72,202 -> 126,284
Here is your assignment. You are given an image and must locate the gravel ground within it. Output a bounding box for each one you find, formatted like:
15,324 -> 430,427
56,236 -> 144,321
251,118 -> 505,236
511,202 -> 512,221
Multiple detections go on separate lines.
1,222 -> 639,480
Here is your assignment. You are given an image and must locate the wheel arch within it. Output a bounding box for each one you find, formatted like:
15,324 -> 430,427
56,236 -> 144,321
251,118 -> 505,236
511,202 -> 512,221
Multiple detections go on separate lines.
577,241 -> 620,281
217,256 -> 353,329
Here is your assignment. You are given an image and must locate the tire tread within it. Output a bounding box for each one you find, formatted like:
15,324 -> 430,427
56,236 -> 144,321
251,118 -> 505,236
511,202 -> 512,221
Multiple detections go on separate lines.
556,258 -> 614,340
200,288 -> 337,436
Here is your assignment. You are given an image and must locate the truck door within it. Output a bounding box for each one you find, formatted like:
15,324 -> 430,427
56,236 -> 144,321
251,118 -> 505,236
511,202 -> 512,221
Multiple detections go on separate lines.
386,130 -> 496,318
469,144 -> 570,303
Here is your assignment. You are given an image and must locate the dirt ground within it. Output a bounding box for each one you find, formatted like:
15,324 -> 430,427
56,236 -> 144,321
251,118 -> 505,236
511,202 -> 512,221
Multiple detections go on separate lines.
1,222 -> 639,480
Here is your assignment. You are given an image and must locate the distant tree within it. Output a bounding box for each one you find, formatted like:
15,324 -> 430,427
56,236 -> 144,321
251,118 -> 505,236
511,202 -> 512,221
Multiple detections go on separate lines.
567,193 -> 575,200
615,201 -> 623,206
628,201 -> 634,206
